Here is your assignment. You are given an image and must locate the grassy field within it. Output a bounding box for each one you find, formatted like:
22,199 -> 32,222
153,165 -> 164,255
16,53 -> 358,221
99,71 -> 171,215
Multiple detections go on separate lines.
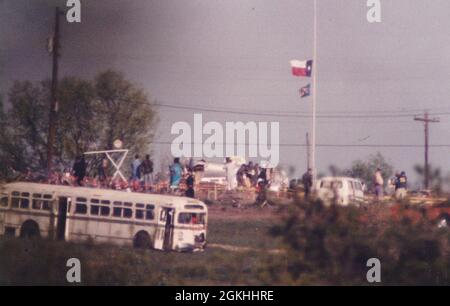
3,200 -> 450,285
0,205 -> 286,285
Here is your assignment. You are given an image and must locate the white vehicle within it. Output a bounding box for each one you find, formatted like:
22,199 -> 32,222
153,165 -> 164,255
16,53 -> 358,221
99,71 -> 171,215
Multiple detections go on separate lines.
315,177 -> 365,206
0,182 -> 207,252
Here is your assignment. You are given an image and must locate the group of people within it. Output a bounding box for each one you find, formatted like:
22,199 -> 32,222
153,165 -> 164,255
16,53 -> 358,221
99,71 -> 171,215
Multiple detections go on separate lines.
169,158 -> 195,198
68,154 -> 156,192
130,154 -> 155,191
236,161 -> 261,188
374,168 -> 408,201
225,158 -> 272,191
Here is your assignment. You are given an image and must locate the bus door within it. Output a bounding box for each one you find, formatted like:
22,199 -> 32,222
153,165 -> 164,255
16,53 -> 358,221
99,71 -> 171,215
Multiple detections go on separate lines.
154,207 -> 175,251
56,197 -> 69,240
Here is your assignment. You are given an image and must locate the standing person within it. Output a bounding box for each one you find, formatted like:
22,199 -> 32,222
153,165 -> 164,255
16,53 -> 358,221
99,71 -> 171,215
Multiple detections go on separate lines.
98,156 -> 109,188
302,168 -> 313,200
224,157 -> 237,191
236,164 -> 246,187
374,168 -> 384,201
246,161 -> 255,184
131,154 -> 141,181
72,155 -> 87,186
258,168 -> 268,185
395,171 -> 408,200
141,154 -> 154,191
253,163 -> 260,186
185,170 -> 195,198
170,157 -> 183,190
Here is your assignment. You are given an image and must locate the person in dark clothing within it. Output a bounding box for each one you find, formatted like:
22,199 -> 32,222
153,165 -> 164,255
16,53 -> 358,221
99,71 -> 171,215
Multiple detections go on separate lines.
98,156 -> 109,187
302,168 -> 313,200
237,164 -> 247,187
185,171 -> 195,198
141,154 -> 154,190
258,168 -> 268,185
395,171 -> 407,199
72,155 -> 87,186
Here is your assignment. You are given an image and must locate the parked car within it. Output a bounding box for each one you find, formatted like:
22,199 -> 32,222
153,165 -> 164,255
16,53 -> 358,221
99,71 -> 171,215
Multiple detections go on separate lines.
315,177 -> 365,206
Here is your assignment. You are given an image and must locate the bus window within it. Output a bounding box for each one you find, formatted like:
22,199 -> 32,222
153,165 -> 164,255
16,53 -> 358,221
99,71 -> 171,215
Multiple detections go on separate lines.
75,198 -> 87,215
91,205 -> 100,215
32,199 -> 42,210
178,213 -> 206,225
135,203 -> 144,219
136,204 -> 154,220
11,191 -> 20,208
43,195 -> 52,210
100,206 -> 110,216
32,193 -> 49,210
123,202 -> 133,218
123,208 -> 132,218
90,198 -> 110,217
19,193 -> 30,209
145,205 -> 154,220
112,201 -> 132,218
0,195 -> 8,207
32,194 -> 41,209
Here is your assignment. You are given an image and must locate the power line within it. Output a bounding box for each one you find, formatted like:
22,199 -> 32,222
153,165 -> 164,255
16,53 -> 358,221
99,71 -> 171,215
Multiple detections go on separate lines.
151,141 -> 450,148
154,102 -> 450,119
156,101 -> 450,115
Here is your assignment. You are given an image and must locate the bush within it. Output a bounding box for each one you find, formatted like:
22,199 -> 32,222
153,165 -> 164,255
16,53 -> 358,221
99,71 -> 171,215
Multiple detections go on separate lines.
269,199 -> 450,285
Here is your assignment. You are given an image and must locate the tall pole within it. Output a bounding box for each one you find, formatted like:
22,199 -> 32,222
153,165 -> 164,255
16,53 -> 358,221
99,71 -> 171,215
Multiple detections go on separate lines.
414,111 -> 440,189
306,132 -> 311,169
47,7 -> 61,173
311,0 -> 318,181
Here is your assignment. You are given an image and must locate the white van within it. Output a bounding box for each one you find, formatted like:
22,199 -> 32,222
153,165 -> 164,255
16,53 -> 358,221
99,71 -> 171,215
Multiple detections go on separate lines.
315,177 -> 365,206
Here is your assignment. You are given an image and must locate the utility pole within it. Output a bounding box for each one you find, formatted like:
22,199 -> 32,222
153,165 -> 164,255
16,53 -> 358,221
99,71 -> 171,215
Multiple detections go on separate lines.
47,7 -> 63,173
414,111 -> 440,189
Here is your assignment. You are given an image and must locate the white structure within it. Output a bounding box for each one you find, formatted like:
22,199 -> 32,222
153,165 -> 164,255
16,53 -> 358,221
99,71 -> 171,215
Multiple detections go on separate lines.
315,177 -> 365,206
84,149 -> 128,181
0,182 -> 207,252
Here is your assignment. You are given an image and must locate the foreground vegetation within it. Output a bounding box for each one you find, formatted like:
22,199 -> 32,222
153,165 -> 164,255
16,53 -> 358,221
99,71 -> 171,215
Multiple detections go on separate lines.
2,200 -> 450,285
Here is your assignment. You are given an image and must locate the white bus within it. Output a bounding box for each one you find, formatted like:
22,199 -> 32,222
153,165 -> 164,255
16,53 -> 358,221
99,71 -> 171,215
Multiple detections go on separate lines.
0,182 -> 207,252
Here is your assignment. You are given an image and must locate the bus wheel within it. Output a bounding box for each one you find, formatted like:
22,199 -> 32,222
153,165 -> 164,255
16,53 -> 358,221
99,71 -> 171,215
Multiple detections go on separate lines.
20,220 -> 40,239
133,231 -> 152,249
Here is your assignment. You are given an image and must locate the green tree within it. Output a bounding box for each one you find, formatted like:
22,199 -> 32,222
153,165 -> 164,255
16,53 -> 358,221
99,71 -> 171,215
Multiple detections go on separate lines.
7,80 -> 49,170
346,152 -> 393,190
56,77 -> 96,161
94,70 -> 157,155
0,95 -> 28,178
3,70 -> 158,178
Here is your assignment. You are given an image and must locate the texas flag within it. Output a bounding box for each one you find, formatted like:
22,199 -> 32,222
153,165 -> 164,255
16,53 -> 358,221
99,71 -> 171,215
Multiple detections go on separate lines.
290,60 -> 313,77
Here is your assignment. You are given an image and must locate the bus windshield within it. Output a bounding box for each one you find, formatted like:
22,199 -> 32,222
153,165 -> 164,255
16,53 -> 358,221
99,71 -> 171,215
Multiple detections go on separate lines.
178,212 -> 206,225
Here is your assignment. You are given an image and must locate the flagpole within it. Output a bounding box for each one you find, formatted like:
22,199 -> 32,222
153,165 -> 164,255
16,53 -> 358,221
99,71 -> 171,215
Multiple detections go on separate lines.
311,0 -> 318,182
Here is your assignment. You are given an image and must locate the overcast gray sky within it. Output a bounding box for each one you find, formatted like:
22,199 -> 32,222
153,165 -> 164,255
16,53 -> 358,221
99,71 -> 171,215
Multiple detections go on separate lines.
2,0 -> 450,185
